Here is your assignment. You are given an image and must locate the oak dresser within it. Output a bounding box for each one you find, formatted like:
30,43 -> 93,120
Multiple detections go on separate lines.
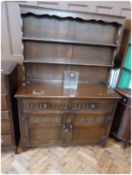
15,5 -> 125,148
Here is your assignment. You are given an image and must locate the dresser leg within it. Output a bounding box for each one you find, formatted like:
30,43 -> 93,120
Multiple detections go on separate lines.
122,142 -> 130,148
15,147 -> 19,154
17,138 -> 28,153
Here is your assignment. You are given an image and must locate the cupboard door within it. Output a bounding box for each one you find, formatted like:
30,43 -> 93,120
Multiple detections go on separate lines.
71,123 -> 104,144
22,112 -> 64,147
28,124 -> 63,146
70,113 -> 106,144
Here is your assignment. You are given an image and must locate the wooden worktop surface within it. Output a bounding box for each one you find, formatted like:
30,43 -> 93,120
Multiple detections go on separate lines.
15,81 -> 121,99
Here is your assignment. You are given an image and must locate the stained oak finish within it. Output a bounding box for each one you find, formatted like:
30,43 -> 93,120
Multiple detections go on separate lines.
1,61 -> 20,152
15,5 -> 124,149
111,88 -> 131,147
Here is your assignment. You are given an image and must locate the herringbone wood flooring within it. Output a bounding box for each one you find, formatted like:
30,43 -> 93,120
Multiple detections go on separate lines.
1,138 -> 131,174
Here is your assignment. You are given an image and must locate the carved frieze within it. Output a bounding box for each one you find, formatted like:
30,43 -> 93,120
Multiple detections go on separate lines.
23,101 -> 100,111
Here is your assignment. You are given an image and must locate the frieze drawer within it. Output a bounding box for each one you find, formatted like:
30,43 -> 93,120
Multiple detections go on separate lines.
22,99 -> 114,113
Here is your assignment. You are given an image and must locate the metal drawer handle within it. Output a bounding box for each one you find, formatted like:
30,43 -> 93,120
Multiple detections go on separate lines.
63,124 -> 73,132
63,125 -> 69,132
63,125 -> 66,129
69,125 -> 73,129
90,103 -> 97,109
32,89 -> 44,95
44,104 -> 47,108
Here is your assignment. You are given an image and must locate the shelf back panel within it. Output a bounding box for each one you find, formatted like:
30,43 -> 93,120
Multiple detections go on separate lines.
24,41 -> 115,66
25,63 -> 110,84
22,14 -> 120,44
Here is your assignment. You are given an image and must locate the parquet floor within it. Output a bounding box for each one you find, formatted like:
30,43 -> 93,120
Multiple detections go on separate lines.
1,138 -> 131,174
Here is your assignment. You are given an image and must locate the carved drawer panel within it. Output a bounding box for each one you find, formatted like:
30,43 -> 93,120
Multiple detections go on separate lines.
22,99 -> 70,111
72,99 -> 114,113
22,98 -> 114,113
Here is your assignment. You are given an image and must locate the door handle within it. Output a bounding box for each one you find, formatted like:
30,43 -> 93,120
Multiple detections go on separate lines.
69,124 -> 73,129
63,124 -> 73,132
63,124 -> 69,132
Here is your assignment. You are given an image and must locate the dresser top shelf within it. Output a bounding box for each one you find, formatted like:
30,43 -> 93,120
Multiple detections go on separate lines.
20,4 -> 125,24
15,82 -> 120,99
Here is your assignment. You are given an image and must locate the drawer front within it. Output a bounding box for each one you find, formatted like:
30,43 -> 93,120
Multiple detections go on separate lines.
1,111 -> 10,120
72,99 -> 114,113
22,99 -> 70,111
22,98 -> 114,113
1,76 -> 8,94
1,95 -> 9,110
1,121 -> 11,134
1,134 -> 13,146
